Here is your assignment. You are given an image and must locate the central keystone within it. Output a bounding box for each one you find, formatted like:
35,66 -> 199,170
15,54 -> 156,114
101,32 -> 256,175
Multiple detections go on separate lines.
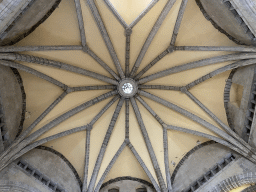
118,78 -> 138,98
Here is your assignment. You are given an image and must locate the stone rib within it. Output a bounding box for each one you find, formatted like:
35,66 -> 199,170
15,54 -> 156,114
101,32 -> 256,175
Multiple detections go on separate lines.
138,53 -> 256,84
94,141 -> 127,192
83,95 -> 119,192
83,129 -> 90,192
129,0 -> 177,77
134,49 -> 170,80
186,59 -> 256,89
90,96 -> 120,126
86,48 -> 120,80
136,95 -> 165,126
87,0 -> 125,79
170,0 -> 188,45
0,91 -> 67,161
87,98 -> 124,192
0,91 -> 118,171
163,128 -> 172,191
13,96 -> 119,192
136,94 -> 256,182
175,46 -> 256,52
125,30 -> 131,77
0,53 -> 16,60
128,142 -> 161,192
185,90 -> 254,152
0,45 -> 82,52
165,125 -> 253,162
103,0 -> 158,29
125,99 -> 129,139
129,0 -> 159,29
130,97 -> 167,192
71,85 -> 116,92
103,0 -> 128,28
136,95 -> 171,190
25,91 -> 118,147
74,0 -> 87,46
6,53 -> 118,85
6,125 -> 90,169
134,0 -> 192,80
139,84 -> 181,91
1,126 -> 89,172
138,90 -> 252,155
0,60 -> 68,89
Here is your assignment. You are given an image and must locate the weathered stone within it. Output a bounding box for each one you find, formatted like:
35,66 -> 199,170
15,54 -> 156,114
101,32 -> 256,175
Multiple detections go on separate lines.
224,65 -> 256,144
197,0 -> 256,45
100,177 -> 155,192
0,146 -> 81,192
0,0 -> 61,46
0,65 -> 25,148
172,142 -> 239,192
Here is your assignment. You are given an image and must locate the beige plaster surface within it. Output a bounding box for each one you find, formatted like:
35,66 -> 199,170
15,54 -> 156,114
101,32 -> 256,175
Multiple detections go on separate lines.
13,0 -> 243,188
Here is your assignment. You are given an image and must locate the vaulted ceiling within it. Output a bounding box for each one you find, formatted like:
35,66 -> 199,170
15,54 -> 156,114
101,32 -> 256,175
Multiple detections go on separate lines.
1,0 -> 255,191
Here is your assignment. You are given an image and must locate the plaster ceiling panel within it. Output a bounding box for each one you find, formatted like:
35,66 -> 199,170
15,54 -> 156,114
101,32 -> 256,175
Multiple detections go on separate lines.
80,0 -> 117,73
103,146 -> 151,183
18,70 -> 64,129
95,0 -> 126,71
167,131 -> 209,173
131,0 -> 180,74
141,90 -> 222,133
190,71 -> 232,124
95,103 -> 126,185
129,0 -> 170,68
88,99 -> 118,181
107,0 -> 153,25
136,100 -> 167,183
176,0 -> 237,46
129,104 -> 159,185
18,52 -> 114,84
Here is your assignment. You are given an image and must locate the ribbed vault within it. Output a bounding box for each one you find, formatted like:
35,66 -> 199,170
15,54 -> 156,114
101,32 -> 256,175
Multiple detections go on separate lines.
1,0 -> 256,192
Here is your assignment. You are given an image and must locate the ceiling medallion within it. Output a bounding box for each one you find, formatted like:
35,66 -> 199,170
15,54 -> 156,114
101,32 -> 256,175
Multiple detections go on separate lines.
122,83 -> 133,94
1,0 -> 256,192
118,79 -> 138,98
